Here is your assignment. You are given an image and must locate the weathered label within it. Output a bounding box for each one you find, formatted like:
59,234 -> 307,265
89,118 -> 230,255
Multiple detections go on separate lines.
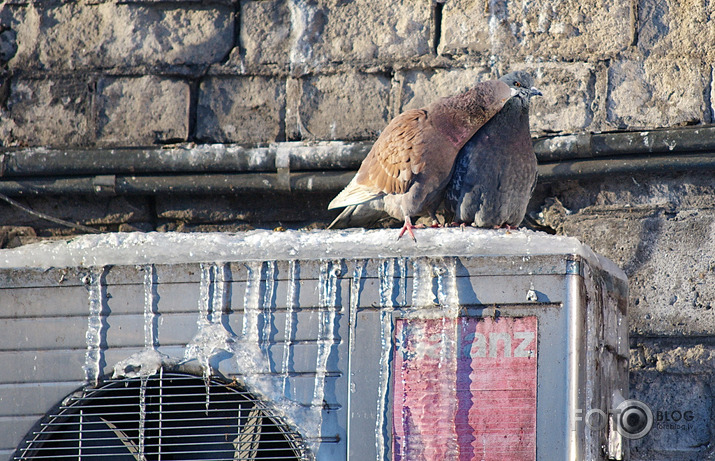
392,316 -> 537,461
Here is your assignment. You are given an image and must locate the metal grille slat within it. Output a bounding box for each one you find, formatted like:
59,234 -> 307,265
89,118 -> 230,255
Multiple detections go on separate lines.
15,372 -> 309,460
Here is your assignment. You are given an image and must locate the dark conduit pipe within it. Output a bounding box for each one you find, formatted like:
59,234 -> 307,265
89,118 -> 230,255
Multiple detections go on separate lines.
0,126 -> 713,196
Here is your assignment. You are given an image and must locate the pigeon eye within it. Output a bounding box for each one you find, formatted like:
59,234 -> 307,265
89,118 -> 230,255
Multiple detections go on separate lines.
514,82 -> 522,87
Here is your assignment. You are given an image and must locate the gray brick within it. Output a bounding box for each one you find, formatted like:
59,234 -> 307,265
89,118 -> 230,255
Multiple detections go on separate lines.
6,3 -> 234,72
196,77 -> 286,144
236,0 -> 431,73
439,0 -> 632,61
286,72 -> 390,141
636,0 -> 715,62
96,76 -> 190,146
239,0 -> 292,69
0,77 -> 93,147
521,63 -> 597,134
540,173 -> 715,336
607,58 -> 710,129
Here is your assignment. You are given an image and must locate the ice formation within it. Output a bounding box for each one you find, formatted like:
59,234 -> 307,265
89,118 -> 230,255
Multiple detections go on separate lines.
0,228 -> 625,281
83,267 -> 107,385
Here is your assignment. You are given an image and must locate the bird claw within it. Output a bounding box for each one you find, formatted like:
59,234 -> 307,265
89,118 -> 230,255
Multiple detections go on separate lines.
397,223 -> 417,242
397,217 -> 418,242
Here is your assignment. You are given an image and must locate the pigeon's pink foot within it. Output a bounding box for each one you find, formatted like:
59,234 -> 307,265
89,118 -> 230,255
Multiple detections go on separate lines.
397,217 -> 418,242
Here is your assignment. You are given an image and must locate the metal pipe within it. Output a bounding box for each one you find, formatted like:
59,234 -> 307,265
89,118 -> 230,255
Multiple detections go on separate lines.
533,125 -> 715,162
0,153 -> 712,197
1,125 -> 713,179
0,171 -> 356,196
0,125 -> 713,196
537,153 -> 715,182
0,142 -> 371,177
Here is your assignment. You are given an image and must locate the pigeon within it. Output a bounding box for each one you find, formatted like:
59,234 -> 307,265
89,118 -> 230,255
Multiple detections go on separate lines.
327,79 -> 516,241
444,71 -> 541,228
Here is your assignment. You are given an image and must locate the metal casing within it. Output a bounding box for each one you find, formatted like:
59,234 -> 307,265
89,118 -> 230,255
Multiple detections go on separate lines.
0,229 -> 628,460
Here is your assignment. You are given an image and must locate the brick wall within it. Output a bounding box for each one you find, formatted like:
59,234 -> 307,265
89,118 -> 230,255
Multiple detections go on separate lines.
1,0 -> 712,148
1,1 -> 715,459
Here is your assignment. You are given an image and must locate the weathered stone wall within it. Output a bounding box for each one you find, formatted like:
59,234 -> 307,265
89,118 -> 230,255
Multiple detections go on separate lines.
1,1 -> 715,459
532,171 -> 715,460
1,0 -> 713,147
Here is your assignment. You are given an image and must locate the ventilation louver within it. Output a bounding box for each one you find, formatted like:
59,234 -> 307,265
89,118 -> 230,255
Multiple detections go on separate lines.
15,372 -> 308,461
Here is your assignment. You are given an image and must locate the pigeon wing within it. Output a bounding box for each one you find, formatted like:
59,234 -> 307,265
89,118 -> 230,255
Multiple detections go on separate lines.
328,109 -> 428,209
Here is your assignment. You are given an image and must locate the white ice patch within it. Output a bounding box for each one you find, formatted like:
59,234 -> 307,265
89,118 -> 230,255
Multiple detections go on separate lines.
0,228 -> 625,283
112,348 -> 173,379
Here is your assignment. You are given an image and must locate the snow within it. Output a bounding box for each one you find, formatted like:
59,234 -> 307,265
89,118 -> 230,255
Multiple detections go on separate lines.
0,228 -> 626,282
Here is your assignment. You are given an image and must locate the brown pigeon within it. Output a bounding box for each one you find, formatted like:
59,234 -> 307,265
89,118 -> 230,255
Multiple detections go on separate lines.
327,78 -> 516,241
445,71 -> 541,228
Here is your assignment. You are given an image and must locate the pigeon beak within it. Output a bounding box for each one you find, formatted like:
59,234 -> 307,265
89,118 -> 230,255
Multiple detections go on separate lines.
529,87 -> 543,97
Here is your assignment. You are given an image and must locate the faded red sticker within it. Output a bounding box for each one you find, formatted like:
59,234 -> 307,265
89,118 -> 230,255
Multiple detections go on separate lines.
392,316 -> 537,461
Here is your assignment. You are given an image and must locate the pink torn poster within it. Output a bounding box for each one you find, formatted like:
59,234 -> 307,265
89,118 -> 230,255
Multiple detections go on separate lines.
392,316 -> 537,461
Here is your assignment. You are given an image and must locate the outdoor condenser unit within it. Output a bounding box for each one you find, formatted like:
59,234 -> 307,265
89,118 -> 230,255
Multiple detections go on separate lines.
0,229 -> 628,460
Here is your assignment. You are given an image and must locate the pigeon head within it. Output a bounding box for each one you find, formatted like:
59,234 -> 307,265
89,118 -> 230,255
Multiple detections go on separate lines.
499,71 -> 542,100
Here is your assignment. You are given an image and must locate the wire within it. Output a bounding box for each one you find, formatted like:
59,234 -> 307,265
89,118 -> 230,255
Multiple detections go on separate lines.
0,192 -> 100,234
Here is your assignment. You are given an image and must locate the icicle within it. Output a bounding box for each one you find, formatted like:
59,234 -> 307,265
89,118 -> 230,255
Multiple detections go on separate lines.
282,260 -> 299,395
310,260 -> 341,448
143,264 -> 158,350
113,265 -> 171,380
378,259 -> 396,308
198,263 -> 213,330
411,258 -> 437,309
83,267 -> 107,385
262,261 -> 277,360
183,262 -> 236,413
436,258 -> 459,316
397,258 -> 408,308
242,261 -> 263,347
375,307 -> 394,461
376,259 -> 398,461
138,374 -> 147,459
349,260 -> 366,354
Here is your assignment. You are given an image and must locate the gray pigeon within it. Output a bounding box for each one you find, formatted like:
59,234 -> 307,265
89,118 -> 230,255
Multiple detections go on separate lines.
327,79 -> 516,241
444,71 -> 541,228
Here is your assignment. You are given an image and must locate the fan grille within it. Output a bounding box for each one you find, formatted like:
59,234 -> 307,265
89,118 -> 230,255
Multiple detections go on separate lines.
15,372 -> 308,461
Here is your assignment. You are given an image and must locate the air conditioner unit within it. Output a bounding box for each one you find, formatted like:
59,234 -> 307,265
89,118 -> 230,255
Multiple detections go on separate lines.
0,229 -> 628,460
